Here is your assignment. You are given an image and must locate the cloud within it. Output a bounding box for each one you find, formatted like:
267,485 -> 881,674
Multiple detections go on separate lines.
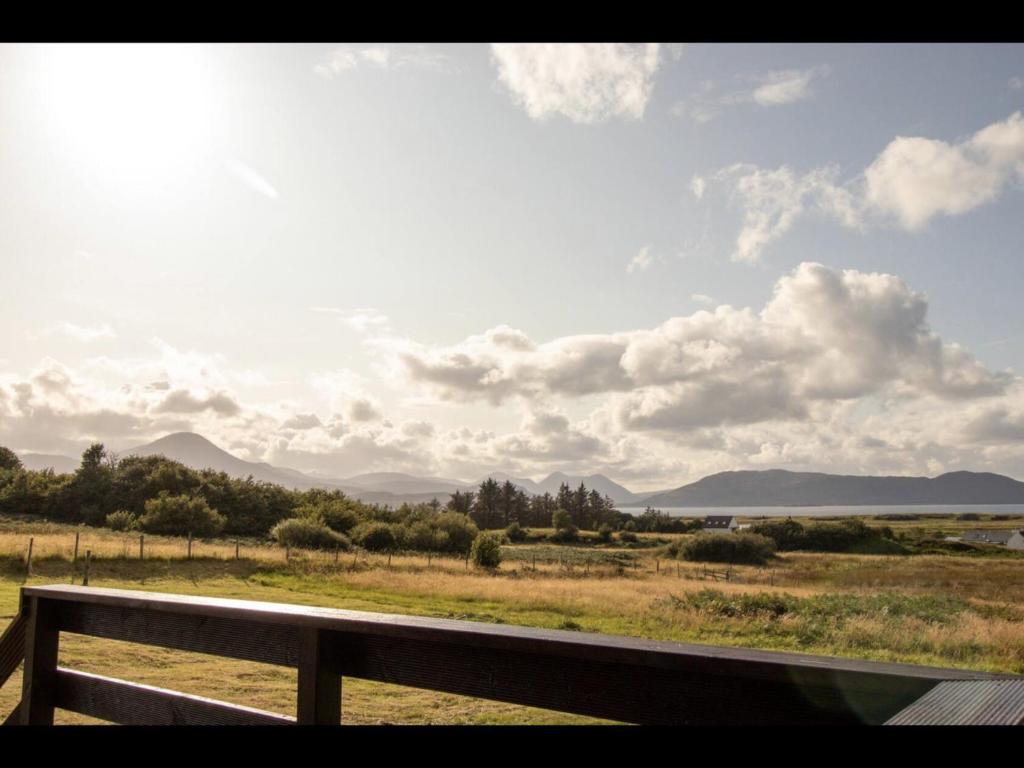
348,398 -> 382,423
388,263 -> 1010,424
490,43 -> 661,124
703,111 -> 1024,261
309,307 -> 390,333
751,68 -> 821,105
314,45 -> 453,78
1010,76 -> 1024,90
49,322 -> 117,342
690,293 -> 716,306
626,245 -> 658,274
673,66 -> 827,124
153,389 -> 241,417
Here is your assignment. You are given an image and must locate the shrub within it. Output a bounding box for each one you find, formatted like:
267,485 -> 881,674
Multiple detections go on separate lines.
505,522 -> 527,542
596,524 -> 613,543
549,525 -> 578,543
404,520 -> 449,552
471,532 -> 503,569
271,517 -> 351,550
296,499 -> 365,533
140,492 -> 226,537
435,512 -> 479,554
351,521 -> 399,552
749,519 -> 806,550
679,533 -> 775,565
618,530 -> 638,543
622,520 -> 637,532
105,509 -> 138,531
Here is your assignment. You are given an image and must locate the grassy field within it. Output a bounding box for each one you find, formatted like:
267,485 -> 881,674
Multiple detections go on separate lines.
1,514 -> 1023,724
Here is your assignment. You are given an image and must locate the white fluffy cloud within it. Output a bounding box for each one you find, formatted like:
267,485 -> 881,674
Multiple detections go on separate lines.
706,111 -> 1024,261
490,43 -> 661,124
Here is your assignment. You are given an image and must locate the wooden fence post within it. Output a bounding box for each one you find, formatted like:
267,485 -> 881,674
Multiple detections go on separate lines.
73,531 -> 80,565
139,534 -> 144,560
20,596 -> 59,724
296,628 -> 341,724
26,537 -> 34,577
187,533 -> 193,561
387,552 -> 392,568
235,541 -> 240,560
656,559 -> 659,574
83,550 -> 91,586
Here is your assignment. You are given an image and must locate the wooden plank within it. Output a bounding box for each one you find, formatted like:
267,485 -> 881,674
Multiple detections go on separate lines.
0,613 -> 27,690
21,596 -> 59,725
53,600 -> 300,668
326,631 -> 937,725
54,667 -> 294,725
296,628 -> 341,724
22,585 -> 1007,682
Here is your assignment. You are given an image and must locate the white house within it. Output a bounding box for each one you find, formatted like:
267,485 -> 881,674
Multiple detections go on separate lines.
962,530 -> 1024,550
702,515 -> 738,534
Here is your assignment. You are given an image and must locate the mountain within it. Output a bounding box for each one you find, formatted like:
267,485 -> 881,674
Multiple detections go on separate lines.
343,472 -> 475,495
123,433 -> 463,505
537,472 -> 643,505
641,469 -> 1024,507
477,472 -> 546,496
125,432 -> 338,490
17,452 -> 79,474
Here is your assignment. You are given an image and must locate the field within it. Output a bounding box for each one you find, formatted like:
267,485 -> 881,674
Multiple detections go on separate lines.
1,513 -> 1023,724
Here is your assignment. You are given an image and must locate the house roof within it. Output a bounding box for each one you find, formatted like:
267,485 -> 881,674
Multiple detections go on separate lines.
703,516 -> 736,529
962,530 -> 1016,545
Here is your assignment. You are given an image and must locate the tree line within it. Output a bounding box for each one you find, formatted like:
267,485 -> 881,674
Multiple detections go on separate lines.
0,443 -> 681,554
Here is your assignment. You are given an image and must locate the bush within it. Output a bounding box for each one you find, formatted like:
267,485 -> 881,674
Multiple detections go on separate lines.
596,524 -> 613,543
505,522 -> 527,542
139,492 -> 226,537
748,519 -> 806,550
105,509 -> 138,531
271,518 -> 351,550
434,512 -> 478,554
549,525 -> 578,543
351,521 -> 399,552
404,520 -> 449,552
679,533 -> 775,565
295,499 -> 364,533
618,530 -> 638,543
471,532 -> 503,569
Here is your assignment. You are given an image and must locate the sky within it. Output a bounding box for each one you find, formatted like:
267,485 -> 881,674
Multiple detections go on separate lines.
1,42 -> 1024,490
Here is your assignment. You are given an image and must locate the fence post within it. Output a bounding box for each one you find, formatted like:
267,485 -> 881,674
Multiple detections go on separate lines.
235,541 -> 240,560
187,533 -> 193,561
335,548 -> 340,565
387,552 -> 392,568
83,550 -> 91,586
139,534 -> 144,560
26,537 -> 34,577
656,559 -> 659,574
73,531 -> 80,565
296,628 -> 341,724
20,596 -> 59,724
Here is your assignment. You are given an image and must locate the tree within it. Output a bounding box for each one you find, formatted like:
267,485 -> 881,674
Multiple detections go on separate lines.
471,478 -> 502,529
0,446 -> 22,471
446,490 -> 475,516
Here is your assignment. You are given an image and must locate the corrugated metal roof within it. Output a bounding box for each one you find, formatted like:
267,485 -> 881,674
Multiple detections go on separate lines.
703,516 -> 735,528
886,680 -> 1024,725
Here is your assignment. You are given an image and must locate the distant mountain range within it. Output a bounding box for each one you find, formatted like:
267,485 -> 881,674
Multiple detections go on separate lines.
14,433 -> 1024,508
640,469 -> 1024,507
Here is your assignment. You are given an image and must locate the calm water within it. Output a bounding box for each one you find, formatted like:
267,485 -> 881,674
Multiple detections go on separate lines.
619,504 -> 1024,519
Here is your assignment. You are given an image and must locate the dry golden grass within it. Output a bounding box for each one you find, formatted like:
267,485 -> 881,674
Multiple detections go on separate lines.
1,514 -> 1023,724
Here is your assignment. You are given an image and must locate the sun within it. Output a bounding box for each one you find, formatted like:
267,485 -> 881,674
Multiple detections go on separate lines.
35,44 -> 223,188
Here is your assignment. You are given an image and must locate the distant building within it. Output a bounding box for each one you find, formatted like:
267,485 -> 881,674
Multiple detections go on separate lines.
962,530 -> 1022,547
702,515 -> 737,534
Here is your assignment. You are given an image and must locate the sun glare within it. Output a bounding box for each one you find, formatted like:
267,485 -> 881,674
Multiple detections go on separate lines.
36,44 -> 222,187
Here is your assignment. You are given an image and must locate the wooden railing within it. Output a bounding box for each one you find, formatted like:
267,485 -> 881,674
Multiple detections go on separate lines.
0,584 -> 1017,725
